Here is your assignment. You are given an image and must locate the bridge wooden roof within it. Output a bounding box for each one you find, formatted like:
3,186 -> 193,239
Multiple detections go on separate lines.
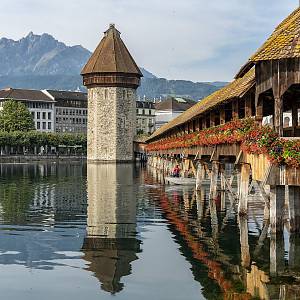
81,24 -> 142,77
147,68 -> 255,142
236,8 -> 300,78
251,8 -> 300,62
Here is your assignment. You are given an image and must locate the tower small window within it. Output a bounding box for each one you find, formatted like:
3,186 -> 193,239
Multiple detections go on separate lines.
104,89 -> 108,99
123,89 -> 126,99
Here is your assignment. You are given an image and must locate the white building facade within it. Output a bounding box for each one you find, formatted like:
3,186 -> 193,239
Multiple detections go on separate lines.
43,90 -> 88,133
0,88 -> 55,132
136,100 -> 156,135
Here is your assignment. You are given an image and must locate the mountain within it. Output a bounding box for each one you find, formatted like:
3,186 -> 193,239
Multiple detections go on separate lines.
0,32 -> 227,99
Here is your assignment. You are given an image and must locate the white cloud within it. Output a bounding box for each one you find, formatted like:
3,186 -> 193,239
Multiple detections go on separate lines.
0,0 -> 298,81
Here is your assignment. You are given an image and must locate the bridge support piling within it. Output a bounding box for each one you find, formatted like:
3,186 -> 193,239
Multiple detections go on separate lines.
270,186 -> 285,233
196,188 -> 205,220
288,186 -> 300,233
289,234 -> 300,271
238,163 -> 251,215
209,161 -> 219,200
239,216 -> 250,268
270,231 -> 285,276
220,164 -> 226,192
196,162 -> 205,191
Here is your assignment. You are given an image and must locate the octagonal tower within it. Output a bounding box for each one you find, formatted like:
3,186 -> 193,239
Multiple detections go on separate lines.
81,24 -> 142,162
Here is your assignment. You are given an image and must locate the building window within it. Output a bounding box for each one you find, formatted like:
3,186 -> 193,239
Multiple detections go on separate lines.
42,112 -> 46,119
37,112 -> 40,119
48,112 -> 51,120
104,89 -> 108,100
48,122 -> 51,130
37,122 -> 40,129
123,90 -> 126,99
31,112 -> 35,119
42,122 -> 46,129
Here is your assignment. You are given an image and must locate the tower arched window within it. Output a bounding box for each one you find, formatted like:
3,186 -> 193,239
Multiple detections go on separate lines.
104,89 -> 108,100
123,89 -> 126,99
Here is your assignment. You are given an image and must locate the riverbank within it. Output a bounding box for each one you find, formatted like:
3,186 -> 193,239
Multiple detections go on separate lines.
0,155 -> 86,163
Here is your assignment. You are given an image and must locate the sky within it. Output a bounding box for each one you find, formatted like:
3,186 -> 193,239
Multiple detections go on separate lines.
0,0 -> 298,82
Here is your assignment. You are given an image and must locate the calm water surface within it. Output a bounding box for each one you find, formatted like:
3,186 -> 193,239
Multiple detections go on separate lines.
0,162 -> 299,300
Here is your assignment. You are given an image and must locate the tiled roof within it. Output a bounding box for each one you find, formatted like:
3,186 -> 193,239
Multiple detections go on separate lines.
81,24 -> 142,76
236,8 -> 300,78
252,8 -> 300,62
155,97 -> 196,111
46,90 -> 87,101
0,88 -> 54,102
147,69 -> 255,141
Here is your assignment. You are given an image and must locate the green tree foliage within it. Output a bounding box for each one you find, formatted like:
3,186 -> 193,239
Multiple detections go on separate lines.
0,100 -> 35,132
0,131 -> 87,149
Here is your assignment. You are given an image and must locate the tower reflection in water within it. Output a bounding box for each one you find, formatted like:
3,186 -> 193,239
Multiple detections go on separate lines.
82,163 -> 141,294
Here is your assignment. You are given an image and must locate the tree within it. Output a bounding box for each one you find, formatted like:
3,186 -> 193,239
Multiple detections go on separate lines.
0,100 -> 35,132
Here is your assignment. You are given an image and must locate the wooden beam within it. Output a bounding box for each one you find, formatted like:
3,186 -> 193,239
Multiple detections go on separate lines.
292,101 -> 298,136
220,107 -> 226,125
210,111 -> 215,127
232,99 -> 239,119
274,96 -> 283,136
245,97 -> 252,117
238,163 -> 251,215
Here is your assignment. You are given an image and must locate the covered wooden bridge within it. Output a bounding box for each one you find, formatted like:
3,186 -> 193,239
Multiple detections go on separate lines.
146,8 -> 300,233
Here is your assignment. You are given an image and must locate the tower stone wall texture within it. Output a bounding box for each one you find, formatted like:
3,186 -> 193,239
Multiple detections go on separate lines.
87,87 -> 136,162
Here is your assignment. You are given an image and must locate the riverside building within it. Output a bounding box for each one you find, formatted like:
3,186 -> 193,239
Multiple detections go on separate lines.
136,100 -> 155,135
155,96 -> 196,129
43,90 -> 88,133
0,88 -> 55,132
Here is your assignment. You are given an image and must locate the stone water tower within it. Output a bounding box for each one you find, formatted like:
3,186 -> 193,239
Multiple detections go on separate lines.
81,24 -> 143,162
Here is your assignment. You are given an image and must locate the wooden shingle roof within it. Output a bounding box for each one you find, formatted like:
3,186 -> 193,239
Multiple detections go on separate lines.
236,8 -> 300,78
250,8 -> 300,62
148,69 -> 255,141
81,24 -> 142,76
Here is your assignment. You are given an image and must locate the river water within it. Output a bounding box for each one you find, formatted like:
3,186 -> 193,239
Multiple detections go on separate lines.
0,162 -> 299,300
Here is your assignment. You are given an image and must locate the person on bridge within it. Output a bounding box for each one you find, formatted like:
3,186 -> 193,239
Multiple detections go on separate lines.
173,165 -> 180,177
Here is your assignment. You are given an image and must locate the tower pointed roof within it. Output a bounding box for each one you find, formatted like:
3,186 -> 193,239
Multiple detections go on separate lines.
81,24 -> 142,76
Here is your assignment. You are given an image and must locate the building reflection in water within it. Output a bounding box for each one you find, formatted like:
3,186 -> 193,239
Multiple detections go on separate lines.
82,163 -> 141,294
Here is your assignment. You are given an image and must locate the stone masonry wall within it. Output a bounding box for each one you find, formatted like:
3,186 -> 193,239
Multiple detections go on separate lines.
87,87 -> 136,161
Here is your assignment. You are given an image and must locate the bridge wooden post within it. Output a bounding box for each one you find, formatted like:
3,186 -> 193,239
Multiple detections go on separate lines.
210,111 -> 216,127
238,163 -> 251,215
220,107 -> 226,125
219,164 -> 226,210
239,216 -> 250,267
232,99 -> 239,119
245,97 -> 252,117
288,186 -> 300,233
196,187 -> 205,220
270,231 -> 285,276
209,161 -> 219,200
270,185 -> 285,233
289,234 -> 300,271
274,96 -> 283,136
196,162 -> 205,191
220,164 -> 226,191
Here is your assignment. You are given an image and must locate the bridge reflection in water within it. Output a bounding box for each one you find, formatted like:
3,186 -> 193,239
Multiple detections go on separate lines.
147,166 -> 300,299
0,163 -> 299,299
82,163 -> 141,294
